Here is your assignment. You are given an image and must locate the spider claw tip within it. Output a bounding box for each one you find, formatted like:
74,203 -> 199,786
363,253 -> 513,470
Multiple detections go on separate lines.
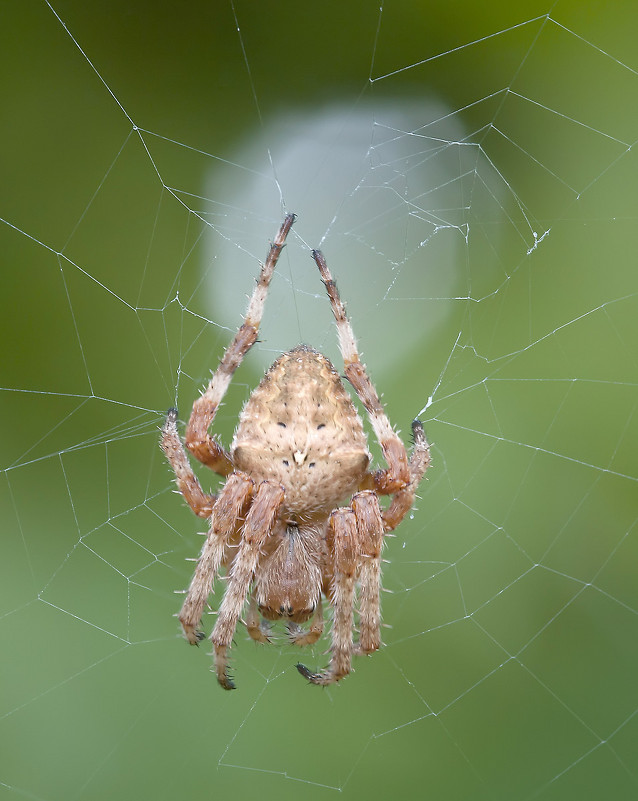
296,662 -> 324,684
218,674 -> 236,690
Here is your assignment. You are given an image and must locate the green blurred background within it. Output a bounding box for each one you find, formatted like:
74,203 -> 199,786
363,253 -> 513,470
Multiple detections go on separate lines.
1,1 -> 637,799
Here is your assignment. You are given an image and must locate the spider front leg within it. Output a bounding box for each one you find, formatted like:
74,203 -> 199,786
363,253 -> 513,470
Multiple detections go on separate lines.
211,480 -> 284,690
352,492 -> 384,655
186,214 -> 296,476
178,472 -> 254,644
297,507 -> 359,686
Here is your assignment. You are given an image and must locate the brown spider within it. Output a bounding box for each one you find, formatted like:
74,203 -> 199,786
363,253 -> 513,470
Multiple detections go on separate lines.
161,213 -> 430,689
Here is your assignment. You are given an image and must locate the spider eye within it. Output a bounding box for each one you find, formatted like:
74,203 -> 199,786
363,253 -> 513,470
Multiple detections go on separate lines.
277,422 -> 287,428
316,423 -> 326,430
308,462 -> 316,468
282,459 -> 289,466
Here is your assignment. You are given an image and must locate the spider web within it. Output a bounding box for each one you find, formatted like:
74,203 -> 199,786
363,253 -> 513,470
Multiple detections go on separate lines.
1,1 -> 637,799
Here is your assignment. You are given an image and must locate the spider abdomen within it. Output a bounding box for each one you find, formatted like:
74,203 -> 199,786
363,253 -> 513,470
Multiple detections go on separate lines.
232,346 -> 370,514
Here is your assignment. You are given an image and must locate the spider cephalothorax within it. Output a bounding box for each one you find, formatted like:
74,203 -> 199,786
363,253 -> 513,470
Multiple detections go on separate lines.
161,214 -> 430,689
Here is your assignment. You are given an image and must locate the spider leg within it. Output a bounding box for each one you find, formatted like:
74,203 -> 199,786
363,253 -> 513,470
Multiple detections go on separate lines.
351,491 -> 384,655
297,509 -> 357,685
312,249 -> 409,495
287,597 -> 324,646
186,214 -> 296,476
211,480 -> 285,690
178,472 -> 254,643
161,408 -> 215,518
382,420 -> 430,531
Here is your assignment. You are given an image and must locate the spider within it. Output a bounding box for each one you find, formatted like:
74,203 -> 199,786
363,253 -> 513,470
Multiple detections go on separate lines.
161,213 -> 430,689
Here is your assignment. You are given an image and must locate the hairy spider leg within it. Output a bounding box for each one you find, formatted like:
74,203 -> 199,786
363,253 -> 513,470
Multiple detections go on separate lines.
312,250 -> 431,532
160,408 -> 215,518
185,213 -> 297,476
177,472 -> 254,644
211,480 -> 285,689
311,249 -> 409,495
383,420 -> 431,532
297,507 -> 358,685
351,491 -> 384,655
